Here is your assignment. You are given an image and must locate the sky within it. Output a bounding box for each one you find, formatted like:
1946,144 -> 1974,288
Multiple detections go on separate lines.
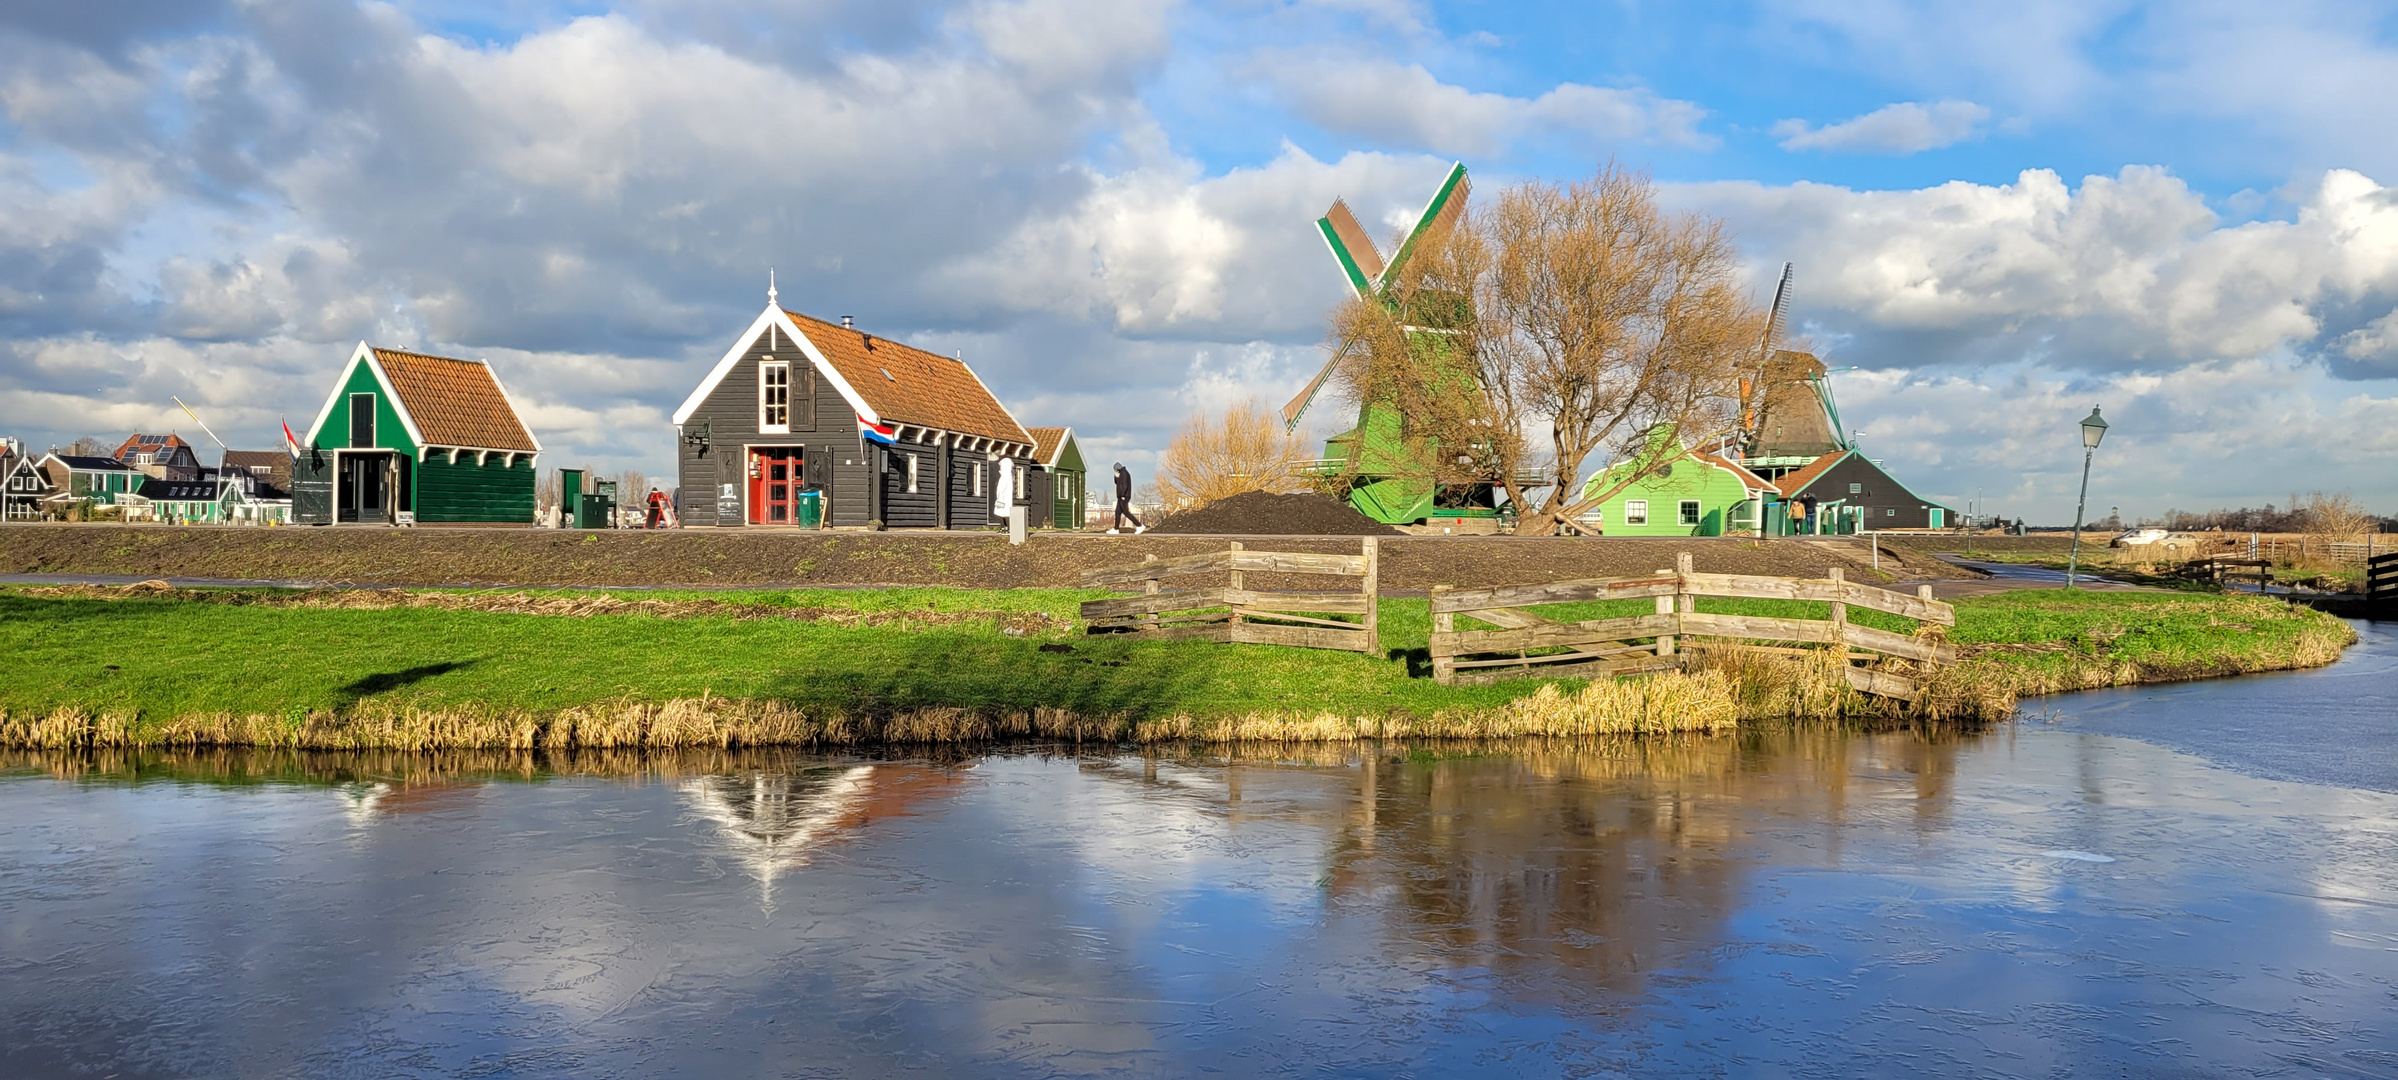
4,0 -> 2397,524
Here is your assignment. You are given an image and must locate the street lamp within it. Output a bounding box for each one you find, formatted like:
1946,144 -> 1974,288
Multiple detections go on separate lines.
2065,406 -> 2109,588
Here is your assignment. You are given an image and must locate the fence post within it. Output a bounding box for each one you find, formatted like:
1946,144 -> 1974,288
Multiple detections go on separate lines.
1654,563 -> 1677,658
1227,540 -> 1243,626
1142,554 -> 1160,628
1430,585 -> 1455,684
1361,537 -> 1380,654
1828,566 -> 1848,660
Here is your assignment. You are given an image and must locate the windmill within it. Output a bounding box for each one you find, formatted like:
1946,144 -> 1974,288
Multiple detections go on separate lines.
1735,263 -> 1856,479
1280,162 -> 1487,525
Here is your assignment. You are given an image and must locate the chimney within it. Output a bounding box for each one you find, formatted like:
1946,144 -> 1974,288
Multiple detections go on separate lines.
841,315 -> 855,329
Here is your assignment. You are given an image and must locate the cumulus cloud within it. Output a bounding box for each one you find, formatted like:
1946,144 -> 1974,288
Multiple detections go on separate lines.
1256,55 -> 1712,157
1773,100 -> 1990,154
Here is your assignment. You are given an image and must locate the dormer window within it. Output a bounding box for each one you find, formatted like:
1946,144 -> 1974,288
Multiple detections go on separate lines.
760,361 -> 790,433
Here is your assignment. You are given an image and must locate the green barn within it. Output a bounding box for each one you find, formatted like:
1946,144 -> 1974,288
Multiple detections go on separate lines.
1027,426 -> 1087,529
1578,444 -> 1774,537
292,344 -> 542,525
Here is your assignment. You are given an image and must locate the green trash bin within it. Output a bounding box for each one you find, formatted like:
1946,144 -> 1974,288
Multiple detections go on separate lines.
796,489 -> 823,529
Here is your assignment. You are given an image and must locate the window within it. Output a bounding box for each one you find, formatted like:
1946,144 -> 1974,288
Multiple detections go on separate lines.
1624,499 -> 1648,526
1015,462 -> 1026,499
906,453 -> 920,494
1848,482 -> 1862,494
1885,508 -> 1897,517
349,393 -> 375,446
972,462 -> 984,497
760,361 -> 790,432
1678,500 -> 1702,527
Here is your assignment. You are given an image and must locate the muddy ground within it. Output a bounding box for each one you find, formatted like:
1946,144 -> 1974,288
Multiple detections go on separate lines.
0,525 -> 2035,590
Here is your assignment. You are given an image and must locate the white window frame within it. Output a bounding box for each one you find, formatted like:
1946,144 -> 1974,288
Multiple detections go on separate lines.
972,462 -> 984,497
1678,499 -> 1702,527
1014,462 -> 1026,499
1848,482 -> 1862,494
906,453 -> 920,494
1624,499 -> 1649,526
759,361 -> 791,433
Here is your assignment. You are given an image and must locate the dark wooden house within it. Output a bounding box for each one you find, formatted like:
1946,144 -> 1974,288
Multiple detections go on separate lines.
292,343 -> 542,525
671,304 -> 1035,528
3,450 -> 51,520
1772,451 -> 1951,533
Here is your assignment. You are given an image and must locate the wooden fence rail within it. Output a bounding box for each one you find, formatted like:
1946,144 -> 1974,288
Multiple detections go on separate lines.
1428,552 -> 1956,698
2369,552 -> 2398,603
1080,539 -> 1379,653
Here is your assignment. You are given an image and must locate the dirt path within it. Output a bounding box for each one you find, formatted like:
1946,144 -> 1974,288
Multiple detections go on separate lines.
0,525 -> 1986,590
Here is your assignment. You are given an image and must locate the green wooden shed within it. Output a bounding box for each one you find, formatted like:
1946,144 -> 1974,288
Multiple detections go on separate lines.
1027,426 -> 1086,529
292,344 -> 542,525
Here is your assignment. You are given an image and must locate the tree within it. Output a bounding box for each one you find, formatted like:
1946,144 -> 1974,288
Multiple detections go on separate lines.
66,436 -> 112,458
1155,398 -> 1312,512
1332,162 -> 1762,536
2298,491 -> 2377,540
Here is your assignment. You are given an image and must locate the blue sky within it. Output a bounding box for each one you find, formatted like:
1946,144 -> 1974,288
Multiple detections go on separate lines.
3,0 -> 2396,521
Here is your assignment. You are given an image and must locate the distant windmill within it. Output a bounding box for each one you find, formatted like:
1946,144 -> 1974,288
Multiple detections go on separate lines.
1281,163 -> 1486,526
1737,262 -> 1796,453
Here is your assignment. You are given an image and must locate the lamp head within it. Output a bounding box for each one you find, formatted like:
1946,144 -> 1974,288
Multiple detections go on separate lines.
2079,406 -> 2108,449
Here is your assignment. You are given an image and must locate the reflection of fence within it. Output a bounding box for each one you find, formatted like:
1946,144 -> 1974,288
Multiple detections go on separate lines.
1080,539 -> 1379,653
1428,552 -> 1955,698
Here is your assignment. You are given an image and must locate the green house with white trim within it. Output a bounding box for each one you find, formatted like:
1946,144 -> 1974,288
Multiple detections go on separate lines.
1026,426 -> 1087,529
292,344 -> 543,525
1578,445 -> 1774,537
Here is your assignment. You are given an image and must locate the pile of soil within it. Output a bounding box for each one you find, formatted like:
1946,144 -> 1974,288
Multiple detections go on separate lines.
1150,491 -> 1401,536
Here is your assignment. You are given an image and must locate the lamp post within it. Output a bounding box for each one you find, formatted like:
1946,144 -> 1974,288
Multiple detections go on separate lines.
2065,406 -> 2109,588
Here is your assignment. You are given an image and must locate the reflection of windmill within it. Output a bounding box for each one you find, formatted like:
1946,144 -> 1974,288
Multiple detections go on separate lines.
1281,163 -> 1498,527
682,766 -> 874,910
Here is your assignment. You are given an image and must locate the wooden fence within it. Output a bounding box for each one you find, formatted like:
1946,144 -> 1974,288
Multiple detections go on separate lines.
1080,539 -> 1379,653
2187,557 -> 2274,590
1428,552 -> 1956,698
2370,552 -> 2398,604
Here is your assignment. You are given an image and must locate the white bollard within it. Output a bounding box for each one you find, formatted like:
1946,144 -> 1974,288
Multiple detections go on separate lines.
1009,505 -> 1028,545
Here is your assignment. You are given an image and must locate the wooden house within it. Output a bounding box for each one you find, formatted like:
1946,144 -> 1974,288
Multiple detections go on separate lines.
1026,427 -> 1087,530
39,454 -> 140,504
1771,451 -> 1951,533
1578,445 -> 1774,537
671,304 -> 1035,529
135,478 -> 236,524
3,451 -> 51,520
112,434 -> 203,481
291,344 -> 542,525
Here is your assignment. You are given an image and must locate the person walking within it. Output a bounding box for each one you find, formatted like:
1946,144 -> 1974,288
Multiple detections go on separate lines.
1108,462 -> 1146,534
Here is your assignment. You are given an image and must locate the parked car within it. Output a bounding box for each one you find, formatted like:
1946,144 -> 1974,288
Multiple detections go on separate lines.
2111,527 -> 2172,547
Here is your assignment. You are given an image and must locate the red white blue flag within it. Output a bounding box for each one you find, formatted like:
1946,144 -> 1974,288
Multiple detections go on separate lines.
858,417 -> 898,445
282,417 -> 303,460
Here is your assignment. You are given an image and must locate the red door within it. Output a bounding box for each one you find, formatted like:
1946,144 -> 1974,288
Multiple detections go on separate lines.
746,448 -> 803,524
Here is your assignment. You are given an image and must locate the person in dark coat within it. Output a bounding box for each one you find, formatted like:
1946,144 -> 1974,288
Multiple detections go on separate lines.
1108,462 -> 1146,534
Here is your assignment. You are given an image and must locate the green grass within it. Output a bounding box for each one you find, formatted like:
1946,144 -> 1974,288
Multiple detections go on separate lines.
0,583 -> 2354,743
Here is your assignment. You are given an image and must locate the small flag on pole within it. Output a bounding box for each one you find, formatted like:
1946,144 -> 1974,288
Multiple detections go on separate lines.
858,417 -> 898,446
282,417 -> 302,460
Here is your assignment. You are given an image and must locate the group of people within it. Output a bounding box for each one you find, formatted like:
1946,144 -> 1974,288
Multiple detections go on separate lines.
626,464 -> 1154,533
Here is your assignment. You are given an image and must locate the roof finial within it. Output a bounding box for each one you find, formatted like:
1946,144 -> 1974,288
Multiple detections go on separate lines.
767,268 -> 778,308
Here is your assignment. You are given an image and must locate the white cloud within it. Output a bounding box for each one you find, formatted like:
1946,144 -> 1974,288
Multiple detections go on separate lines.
1773,100 -> 1991,154
1257,55 -> 1712,157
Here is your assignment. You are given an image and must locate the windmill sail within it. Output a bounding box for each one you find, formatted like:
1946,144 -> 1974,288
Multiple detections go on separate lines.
1286,162 -> 1472,431
1319,200 -> 1385,296
1740,262 -> 1795,448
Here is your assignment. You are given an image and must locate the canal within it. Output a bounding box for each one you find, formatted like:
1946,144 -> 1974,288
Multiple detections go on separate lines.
4,621 -> 2394,1077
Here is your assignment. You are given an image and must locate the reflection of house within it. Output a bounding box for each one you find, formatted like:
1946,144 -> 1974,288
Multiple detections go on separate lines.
1026,427 -> 1087,530
681,764 -> 970,905
292,344 -> 542,526
112,433 -> 203,480
1580,445 -> 1774,537
671,300 -> 1035,528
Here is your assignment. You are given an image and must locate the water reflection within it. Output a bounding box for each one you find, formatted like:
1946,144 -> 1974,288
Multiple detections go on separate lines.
2,728 -> 2393,1077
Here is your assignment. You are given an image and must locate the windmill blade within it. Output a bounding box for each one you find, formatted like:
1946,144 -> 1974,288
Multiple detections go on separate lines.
1379,162 -> 1469,287
1318,200 -> 1385,297
1281,339 -> 1352,432
1740,262 -> 1795,444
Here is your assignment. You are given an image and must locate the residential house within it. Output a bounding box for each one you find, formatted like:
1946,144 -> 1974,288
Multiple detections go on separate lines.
671,303 -> 1035,528
217,449 -> 294,524
1579,444 -> 1775,537
3,450 -> 51,520
39,454 -> 140,508
1770,451 -> 1952,533
112,433 -> 203,481
291,344 -> 543,525
137,478 -> 236,524
1026,426 -> 1087,530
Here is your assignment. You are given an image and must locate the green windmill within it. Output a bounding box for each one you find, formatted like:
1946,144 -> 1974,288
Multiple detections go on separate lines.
1280,162 -> 1500,526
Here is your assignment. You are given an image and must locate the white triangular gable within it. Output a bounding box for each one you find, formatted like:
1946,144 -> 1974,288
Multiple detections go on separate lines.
671,304 -> 878,429
302,342 -> 429,451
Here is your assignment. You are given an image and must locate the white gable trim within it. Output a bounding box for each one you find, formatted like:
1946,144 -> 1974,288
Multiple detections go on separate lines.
671,304 -> 878,429
302,343 -> 428,451
1038,427 -> 1074,468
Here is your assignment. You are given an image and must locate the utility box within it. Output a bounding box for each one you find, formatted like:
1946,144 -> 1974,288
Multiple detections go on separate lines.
796,489 -> 823,530
580,478 -> 617,530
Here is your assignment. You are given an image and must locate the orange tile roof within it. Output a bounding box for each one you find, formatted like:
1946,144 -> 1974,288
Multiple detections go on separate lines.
1772,451 -> 1848,498
1026,426 -> 1069,466
785,311 -> 1030,447
372,349 -> 539,452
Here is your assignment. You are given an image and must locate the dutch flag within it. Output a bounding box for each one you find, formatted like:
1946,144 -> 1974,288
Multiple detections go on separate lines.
282,417 -> 303,461
858,417 -> 898,445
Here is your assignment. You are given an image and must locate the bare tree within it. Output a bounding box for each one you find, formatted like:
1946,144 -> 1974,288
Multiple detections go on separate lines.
1331,162 -> 1762,536
66,436 -> 113,458
2299,491 -> 2377,540
1155,398 -> 1312,512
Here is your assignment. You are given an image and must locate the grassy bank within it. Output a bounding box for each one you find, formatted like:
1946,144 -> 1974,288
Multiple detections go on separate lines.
0,583 -> 2353,749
